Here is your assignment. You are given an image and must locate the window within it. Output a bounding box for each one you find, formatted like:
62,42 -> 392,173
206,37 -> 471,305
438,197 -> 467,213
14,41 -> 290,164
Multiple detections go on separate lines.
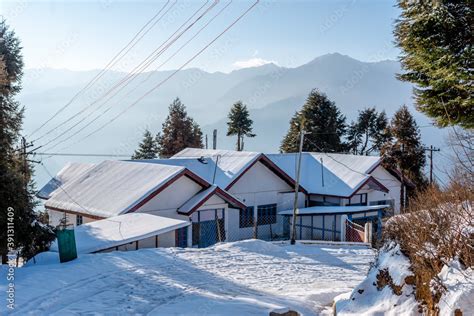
347,193 -> 368,206
239,207 -> 254,228
257,204 -> 277,225
308,195 -> 340,207
175,227 -> 188,248
76,215 -> 83,226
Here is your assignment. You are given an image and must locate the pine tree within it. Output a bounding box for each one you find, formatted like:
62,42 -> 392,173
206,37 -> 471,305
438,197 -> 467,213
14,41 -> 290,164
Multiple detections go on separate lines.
0,20 -> 55,263
131,129 -> 159,159
280,113 -> 302,153
226,101 -> 255,151
394,0 -> 473,128
280,90 -> 346,153
156,98 -> 203,157
382,105 -> 427,195
346,107 -> 391,155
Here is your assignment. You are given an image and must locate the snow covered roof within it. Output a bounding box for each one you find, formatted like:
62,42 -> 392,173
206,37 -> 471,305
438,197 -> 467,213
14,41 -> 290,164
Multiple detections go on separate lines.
267,152 -> 384,197
50,213 -> 190,254
134,148 -> 299,192
37,162 -> 96,199
45,160 -> 191,218
171,148 -> 261,189
133,148 -> 261,190
177,185 -> 246,215
279,204 -> 391,215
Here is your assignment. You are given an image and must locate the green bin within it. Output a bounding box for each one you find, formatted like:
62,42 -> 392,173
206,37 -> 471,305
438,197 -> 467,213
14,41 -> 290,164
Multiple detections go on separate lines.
57,228 -> 78,263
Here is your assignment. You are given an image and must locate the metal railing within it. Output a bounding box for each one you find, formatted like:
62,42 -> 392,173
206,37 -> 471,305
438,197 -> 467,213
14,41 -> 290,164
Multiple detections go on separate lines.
345,218 -> 365,242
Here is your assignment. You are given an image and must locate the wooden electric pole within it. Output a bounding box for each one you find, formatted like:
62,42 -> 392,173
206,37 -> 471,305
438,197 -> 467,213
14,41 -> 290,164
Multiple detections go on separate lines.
424,145 -> 440,185
290,127 -> 305,245
399,143 -> 406,213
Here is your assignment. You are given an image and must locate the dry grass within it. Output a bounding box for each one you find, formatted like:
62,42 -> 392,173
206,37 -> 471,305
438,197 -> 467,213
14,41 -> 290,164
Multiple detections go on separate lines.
383,174 -> 473,314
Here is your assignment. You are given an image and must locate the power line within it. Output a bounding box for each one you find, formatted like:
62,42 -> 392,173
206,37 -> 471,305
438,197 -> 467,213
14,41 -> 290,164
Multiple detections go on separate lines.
41,0 -> 222,153
35,152 -> 132,158
31,0 -> 183,145
29,0 -> 172,138
44,1 -> 260,152
35,0 -> 216,152
40,162 -> 90,213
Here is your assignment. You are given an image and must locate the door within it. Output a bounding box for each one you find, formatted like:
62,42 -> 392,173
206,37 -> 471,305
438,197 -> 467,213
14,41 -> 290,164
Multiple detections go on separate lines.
191,209 -> 225,248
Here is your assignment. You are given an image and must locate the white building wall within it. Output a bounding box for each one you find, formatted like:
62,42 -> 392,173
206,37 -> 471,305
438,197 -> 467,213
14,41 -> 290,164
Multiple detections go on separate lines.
137,183 -> 233,247
135,175 -> 202,248
136,176 -> 203,215
48,209 -> 97,228
370,166 -> 401,214
228,161 -> 303,240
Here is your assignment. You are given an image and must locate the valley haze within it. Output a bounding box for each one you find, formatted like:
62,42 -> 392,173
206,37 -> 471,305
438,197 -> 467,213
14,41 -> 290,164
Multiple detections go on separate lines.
21,53 -> 449,187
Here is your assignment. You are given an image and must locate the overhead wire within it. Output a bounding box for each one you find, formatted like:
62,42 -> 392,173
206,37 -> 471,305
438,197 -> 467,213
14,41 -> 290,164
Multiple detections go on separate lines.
43,1 -> 259,153
36,1 -> 216,151
42,0 -> 228,153
29,0 -> 172,137
40,162 -> 90,213
31,0 -> 204,146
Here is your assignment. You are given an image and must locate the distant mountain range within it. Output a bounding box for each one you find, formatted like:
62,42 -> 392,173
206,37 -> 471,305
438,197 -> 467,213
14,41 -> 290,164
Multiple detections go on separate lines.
20,53 -> 449,186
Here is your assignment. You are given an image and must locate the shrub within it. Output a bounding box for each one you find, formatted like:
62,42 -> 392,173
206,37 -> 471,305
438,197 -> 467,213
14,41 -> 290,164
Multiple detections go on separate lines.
383,176 -> 473,314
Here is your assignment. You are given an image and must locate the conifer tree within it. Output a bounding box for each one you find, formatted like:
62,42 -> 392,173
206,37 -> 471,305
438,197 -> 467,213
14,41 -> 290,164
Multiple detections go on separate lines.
226,101 -> 255,151
346,107 -> 391,155
0,20 -> 54,263
394,0 -> 473,128
382,105 -> 427,194
156,98 -> 203,157
131,129 -> 159,159
280,90 -> 346,153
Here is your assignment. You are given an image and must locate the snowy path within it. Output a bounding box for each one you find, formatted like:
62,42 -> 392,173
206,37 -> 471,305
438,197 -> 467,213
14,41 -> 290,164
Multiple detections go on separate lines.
1,240 -> 374,315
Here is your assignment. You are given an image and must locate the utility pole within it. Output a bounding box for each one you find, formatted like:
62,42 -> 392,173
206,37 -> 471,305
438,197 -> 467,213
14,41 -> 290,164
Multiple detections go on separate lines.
290,127 -> 305,245
205,134 -> 208,149
399,143 -> 406,213
19,136 -> 40,186
212,129 -> 217,150
21,136 -> 28,187
424,145 -> 440,185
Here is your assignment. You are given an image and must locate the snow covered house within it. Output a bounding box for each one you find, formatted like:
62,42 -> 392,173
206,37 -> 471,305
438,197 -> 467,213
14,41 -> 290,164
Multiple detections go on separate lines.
134,148 -> 306,243
40,160 -> 246,248
39,149 -> 402,249
267,152 -> 402,241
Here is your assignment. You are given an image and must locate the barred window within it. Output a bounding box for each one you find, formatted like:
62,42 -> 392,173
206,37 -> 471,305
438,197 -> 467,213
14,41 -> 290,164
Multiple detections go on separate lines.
76,215 -> 83,226
257,204 -> 277,225
239,207 -> 254,228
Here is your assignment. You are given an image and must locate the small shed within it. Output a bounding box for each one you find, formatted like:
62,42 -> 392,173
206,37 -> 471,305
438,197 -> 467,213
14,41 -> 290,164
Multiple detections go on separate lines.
50,213 -> 191,254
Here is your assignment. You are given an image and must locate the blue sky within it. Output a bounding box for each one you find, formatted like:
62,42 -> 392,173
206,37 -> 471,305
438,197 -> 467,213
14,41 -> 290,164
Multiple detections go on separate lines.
1,0 -> 401,73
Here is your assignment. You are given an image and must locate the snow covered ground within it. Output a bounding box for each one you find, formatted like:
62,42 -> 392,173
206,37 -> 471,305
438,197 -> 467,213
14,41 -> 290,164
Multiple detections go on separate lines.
1,240 -> 374,315
335,242 -> 474,316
